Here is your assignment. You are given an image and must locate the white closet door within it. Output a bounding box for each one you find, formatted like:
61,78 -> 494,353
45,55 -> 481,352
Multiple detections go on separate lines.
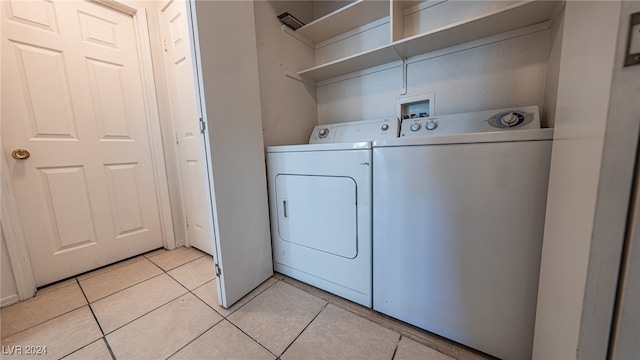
191,0 -> 273,308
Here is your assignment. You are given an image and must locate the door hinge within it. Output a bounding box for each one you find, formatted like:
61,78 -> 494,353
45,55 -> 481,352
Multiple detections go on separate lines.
214,263 -> 222,277
175,133 -> 179,145
185,215 -> 189,228
199,117 -> 206,134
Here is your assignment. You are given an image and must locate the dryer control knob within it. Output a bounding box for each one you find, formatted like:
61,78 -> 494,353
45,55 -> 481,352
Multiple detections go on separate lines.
318,128 -> 329,138
381,124 -> 389,131
425,120 -> 438,131
410,123 -> 421,132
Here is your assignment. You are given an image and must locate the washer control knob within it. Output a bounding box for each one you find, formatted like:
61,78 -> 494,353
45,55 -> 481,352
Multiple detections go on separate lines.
500,112 -> 520,126
318,128 -> 329,138
425,120 -> 438,131
410,123 -> 421,132
381,124 -> 389,131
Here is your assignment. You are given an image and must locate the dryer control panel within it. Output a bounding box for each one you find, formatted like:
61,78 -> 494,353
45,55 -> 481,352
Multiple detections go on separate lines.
400,106 -> 540,137
310,118 -> 399,144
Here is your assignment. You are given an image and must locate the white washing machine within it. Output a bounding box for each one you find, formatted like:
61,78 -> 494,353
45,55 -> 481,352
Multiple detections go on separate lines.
372,106 -> 553,359
267,118 -> 398,307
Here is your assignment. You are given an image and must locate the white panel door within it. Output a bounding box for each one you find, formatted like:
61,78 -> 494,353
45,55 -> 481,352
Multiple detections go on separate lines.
158,0 -> 214,255
2,0 -> 163,286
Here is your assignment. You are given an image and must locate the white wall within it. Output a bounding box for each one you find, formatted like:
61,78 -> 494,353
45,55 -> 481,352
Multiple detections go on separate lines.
254,1 -> 318,147
541,6 -> 564,128
533,1 -> 638,358
318,28 -> 554,125
313,1 -> 352,20
260,1 -> 561,134
576,1 -> 640,357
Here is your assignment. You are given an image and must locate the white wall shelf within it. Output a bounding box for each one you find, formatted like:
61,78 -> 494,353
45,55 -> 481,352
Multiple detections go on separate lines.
298,45 -> 401,82
296,0 -> 389,44
394,0 -> 559,58
298,0 -> 560,83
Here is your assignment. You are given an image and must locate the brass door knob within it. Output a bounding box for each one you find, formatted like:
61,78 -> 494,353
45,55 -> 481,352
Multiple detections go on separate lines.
12,149 -> 30,160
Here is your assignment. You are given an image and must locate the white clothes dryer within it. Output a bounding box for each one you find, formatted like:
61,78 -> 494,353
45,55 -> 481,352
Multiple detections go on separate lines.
372,106 -> 553,359
267,119 -> 398,307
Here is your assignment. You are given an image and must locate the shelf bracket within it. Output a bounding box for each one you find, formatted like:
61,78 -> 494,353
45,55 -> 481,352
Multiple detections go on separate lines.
391,45 -> 408,96
400,58 -> 408,96
284,69 -> 316,86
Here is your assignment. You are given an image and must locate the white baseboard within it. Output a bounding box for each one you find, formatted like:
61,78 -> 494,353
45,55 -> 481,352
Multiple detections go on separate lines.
1,294 -> 19,308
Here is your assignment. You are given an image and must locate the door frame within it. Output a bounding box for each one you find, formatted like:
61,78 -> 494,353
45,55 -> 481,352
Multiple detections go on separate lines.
1,0 -> 175,300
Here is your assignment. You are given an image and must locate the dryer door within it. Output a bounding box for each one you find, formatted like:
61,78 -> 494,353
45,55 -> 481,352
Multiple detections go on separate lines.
276,174 -> 357,259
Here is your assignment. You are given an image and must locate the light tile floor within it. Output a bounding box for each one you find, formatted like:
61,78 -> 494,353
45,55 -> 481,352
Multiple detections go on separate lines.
0,248 -> 491,360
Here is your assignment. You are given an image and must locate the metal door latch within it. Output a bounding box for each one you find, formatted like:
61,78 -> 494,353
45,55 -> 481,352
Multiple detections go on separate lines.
199,117 -> 206,134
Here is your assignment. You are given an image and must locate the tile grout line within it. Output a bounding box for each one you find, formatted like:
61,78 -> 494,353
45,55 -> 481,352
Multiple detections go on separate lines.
6,250 -> 467,360
76,277 -> 107,337
215,277 -> 281,319
276,301 -> 330,358
74,277 -> 118,359
212,279 -> 284,358
164,320 -> 223,359
79,262 -> 189,359
225,318 -> 281,358
100,254 -> 210,337
99,290 -> 189,337
85,271 -> 167,304
164,266 -> 203,294
157,254 -> 210,360
188,271 -> 278,320
102,336 -> 117,360
156,250 -> 231,358
149,250 -> 208,272
93,249 -> 209,359
78,251 -> 174,303
0,280 -> 89,341
277,274 -> 466,359
143,250 -> 218,359
390,335 -> 402,360
74,250 -> 158,282
0,248 -> 212,359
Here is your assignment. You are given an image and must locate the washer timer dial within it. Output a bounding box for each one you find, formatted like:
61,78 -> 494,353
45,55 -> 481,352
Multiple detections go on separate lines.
487,110 -> 534,129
